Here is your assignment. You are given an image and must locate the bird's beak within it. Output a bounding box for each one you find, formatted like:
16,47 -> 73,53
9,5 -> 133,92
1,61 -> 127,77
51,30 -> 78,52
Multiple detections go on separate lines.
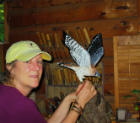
95,71 -> 101,78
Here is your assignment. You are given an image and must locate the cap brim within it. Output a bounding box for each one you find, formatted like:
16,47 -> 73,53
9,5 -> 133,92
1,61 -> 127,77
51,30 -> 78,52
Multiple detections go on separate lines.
17,49 -> 52,62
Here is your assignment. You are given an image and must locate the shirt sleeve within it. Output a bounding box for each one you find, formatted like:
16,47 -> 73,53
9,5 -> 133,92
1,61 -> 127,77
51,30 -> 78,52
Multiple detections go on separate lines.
9,99 -> 47,123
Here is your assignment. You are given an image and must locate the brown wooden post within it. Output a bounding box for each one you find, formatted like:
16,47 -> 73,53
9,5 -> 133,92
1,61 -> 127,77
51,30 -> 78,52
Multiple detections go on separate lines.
113,36 -> 119,114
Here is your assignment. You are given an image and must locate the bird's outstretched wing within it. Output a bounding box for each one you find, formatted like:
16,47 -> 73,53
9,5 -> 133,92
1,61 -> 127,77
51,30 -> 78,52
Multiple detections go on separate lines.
87,33 -> 104,66
63,31 -> 91,68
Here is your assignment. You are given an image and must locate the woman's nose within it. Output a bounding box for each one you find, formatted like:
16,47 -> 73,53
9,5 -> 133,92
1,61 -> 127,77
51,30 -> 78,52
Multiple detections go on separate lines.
32,62 -> 40,71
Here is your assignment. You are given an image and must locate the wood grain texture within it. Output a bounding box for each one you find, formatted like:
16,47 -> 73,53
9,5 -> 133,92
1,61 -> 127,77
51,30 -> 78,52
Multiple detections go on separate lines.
113,36 -> 119,110
113,34 -> 140,115
4,1 -> 9,43
137,0 -> 140,32
9,0 -> 137,27
9,17 -> 138,43
10,0 -> 94,10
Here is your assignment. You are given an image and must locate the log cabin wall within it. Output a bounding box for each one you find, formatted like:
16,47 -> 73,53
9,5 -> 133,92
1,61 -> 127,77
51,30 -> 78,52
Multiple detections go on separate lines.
4,0 -> 140,113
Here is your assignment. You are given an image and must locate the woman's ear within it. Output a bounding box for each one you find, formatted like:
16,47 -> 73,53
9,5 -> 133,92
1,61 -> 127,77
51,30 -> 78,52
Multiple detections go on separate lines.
6,64 -> 13,73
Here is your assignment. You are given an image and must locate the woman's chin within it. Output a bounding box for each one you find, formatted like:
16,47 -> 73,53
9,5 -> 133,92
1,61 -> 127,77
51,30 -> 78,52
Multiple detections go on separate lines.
30,81 -> 40,88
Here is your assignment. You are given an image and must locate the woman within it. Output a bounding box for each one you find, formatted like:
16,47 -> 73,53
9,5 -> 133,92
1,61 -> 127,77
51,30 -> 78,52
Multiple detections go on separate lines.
0,40 -> 97,123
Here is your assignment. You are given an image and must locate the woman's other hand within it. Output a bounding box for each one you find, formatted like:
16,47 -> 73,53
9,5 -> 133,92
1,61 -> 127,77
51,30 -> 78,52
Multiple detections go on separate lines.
64,91 -> 77,104
76,80 -> 97,109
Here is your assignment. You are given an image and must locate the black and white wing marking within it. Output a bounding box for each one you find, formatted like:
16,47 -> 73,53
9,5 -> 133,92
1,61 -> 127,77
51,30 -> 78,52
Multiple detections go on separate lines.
87,33 -> 104,66
63,31 -> 91,68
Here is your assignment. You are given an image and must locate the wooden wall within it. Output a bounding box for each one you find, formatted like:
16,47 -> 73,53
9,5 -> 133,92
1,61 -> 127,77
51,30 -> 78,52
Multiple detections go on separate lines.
4,0 -> 140,113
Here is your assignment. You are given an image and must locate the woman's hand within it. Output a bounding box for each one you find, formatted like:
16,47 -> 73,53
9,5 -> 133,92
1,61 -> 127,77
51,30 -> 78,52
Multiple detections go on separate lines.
64,91 -> 77,104
76,80 -> 97,109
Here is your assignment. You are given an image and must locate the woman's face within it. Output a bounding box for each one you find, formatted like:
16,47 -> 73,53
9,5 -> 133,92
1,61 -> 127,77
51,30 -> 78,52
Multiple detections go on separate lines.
11,54 -> 43,90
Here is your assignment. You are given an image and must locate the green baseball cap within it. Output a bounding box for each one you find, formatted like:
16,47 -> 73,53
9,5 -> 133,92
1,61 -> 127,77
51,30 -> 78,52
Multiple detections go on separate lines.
6,40 -> 52,63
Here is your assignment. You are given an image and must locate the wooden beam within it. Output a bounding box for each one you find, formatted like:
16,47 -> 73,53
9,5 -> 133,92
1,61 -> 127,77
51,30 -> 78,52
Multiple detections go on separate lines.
137,0 -> 140,32
113,36 -> 119,110
10,0 -> 94,10
4,1 -> 9,43
9,0 -> 137,27
9,17 -> 138,42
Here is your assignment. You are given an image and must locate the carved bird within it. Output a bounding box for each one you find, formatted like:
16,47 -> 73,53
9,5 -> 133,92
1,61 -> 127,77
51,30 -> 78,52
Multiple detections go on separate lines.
57,31 -> 104,82
57,32 -> 110,122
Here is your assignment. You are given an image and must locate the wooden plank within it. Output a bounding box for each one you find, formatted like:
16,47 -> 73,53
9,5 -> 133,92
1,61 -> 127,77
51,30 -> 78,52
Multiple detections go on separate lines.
118,69 -> 140,74
104,65 -> 114,75
117,35 -> 140,46
130,45 -> 140,49
130,52 -> 140,56
118,63 -> 129,69
9,17 -> 138,42
129,79 -> 140,82
119,86 -> 131,90
4,1 -> 9,43
119,90 -> 131,95
118,52 -> 129,56
131,63 -> 140,69
104,81 -> 115,95
10,0 -> 138,14
118,73 -> 129,78
118,59 -> 129,63
119,100 -> 132,104
119,104 -> 133,107
118,48 -> 140,54
103,38 -> 113,57
118,50 -> 129,53
119,83 -> 140,89
120,97 -> 137,100
118,55 -> 129,60
129,74 -> 140,78
118,76 -> 140,82
130,59 -> 140,63
103,57 -> 114,95
101,57 -> 114,65
9,0 -> 137,27
118,79 -> 130,83
10,0 -> 96,10
137,0 -> 140,32
118,70 -> 129,74
118,46 -> 130,50
113,36 -> 119,109
130,56 -> 140,60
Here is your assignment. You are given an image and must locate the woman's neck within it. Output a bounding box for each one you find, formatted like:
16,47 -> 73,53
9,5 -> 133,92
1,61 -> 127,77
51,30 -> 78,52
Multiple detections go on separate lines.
4,82 -> 32,96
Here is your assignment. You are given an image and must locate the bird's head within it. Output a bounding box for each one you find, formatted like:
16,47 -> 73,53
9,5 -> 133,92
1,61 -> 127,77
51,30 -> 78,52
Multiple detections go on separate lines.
91,64 -> 101,78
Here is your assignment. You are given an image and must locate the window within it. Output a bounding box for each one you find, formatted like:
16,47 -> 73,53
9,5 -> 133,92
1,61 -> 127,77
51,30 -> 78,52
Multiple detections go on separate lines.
0,3 -> 4,44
